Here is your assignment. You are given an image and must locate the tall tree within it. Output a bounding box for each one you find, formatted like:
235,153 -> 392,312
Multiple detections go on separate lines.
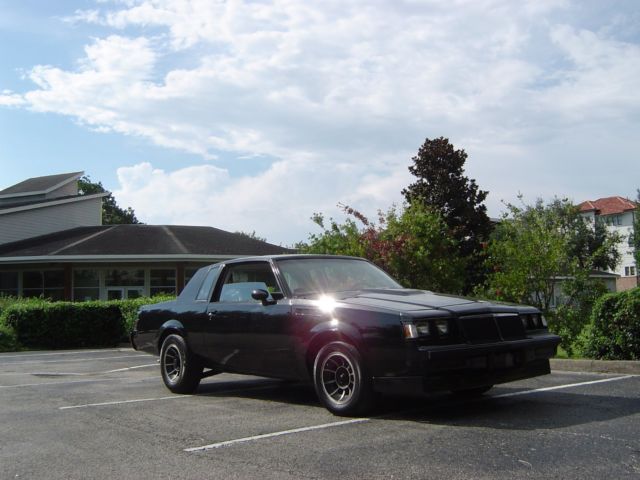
78,176 -> 141,225
299,203 -> 466,294
402,137 -> 491,291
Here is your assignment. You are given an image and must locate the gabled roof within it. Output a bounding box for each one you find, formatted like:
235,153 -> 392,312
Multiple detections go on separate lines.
578,196 -> 637,216
0,225 -> 293,262
0,172 -> 84,199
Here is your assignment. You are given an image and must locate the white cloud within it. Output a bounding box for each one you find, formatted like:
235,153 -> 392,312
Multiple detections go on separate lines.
4,0 -> 640,242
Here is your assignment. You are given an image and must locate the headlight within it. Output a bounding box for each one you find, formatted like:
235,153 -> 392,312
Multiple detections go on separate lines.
540,315 -> 547,327
521,314 -> 530,329
416,323 -> 431,336
434,320 -> 449,335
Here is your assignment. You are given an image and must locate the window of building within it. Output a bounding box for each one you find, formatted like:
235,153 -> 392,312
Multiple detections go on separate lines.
23,270 -> 64,300
105,269 -> 144,287
0,271 -> 18,297
73,269 -> 100,301
150,269 -> 176,296
624,266 -> 637,277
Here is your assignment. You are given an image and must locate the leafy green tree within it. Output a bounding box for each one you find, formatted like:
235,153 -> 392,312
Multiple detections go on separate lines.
477,197 -> 621,354
235,231 -> 268,243
78,176 -> 141,225
299,203 -> 466,293
402,137 -> 491,292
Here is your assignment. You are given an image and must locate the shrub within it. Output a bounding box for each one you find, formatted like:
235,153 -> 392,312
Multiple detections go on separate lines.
110,295 -> 174,337
580,288 -> 640,360
0,322 -> 18,352
2,301 -> 125,349
0,296 -> 175,351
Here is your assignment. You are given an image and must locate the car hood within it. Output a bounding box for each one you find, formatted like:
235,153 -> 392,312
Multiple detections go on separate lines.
331,289 -> 521,315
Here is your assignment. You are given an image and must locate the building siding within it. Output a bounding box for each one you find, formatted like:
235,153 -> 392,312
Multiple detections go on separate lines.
0,197 -> 102,245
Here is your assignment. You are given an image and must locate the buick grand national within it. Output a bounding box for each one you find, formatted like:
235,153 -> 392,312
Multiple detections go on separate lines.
131,255 -> 560,415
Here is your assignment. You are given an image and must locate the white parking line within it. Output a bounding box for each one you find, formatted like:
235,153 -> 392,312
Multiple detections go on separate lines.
0,376 -> 158,389
491,375 -> 635,399
183,374 -> 635,452
0,349 -> 129,359
58,382 -> 278,410
60,395 -> 187,410
185,418 -> 369,452
3,354 -> 150,366
0,363 -> 157,378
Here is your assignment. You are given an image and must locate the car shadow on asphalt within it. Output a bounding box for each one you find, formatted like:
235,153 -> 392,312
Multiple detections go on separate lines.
195,377 -> 320,407
374,389 -> 640,430
194,377 -> 640,430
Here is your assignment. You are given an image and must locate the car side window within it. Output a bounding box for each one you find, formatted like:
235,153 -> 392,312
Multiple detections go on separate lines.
195,266 -> 220,301
214,262 -> 281,303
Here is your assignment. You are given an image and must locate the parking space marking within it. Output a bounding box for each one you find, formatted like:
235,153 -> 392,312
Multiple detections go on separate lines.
184,375 -> 636,452
3,354 -> 150,366
58,382 -> 279,410
0,363 -> 156,378
0,349 -> 128,359
0,376 -> 158,389
491,375 -> 635,399
184,418 -> 369,452
60,395 -> 188,410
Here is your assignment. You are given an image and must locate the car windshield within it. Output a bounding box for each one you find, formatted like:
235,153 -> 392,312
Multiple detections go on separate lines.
276,257 -> 401,297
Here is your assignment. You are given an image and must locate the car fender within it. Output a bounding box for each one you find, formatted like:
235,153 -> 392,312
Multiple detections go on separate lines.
155,319 -> 188,354
304,320 -> 366,370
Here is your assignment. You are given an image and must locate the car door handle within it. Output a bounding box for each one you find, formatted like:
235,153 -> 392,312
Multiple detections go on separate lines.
208,311 -> 217,319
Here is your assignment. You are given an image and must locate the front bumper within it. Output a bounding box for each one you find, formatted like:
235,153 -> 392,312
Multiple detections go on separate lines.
372,334 -> 560,396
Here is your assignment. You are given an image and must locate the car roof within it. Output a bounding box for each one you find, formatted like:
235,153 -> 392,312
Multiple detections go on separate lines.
223,254 -> 366,264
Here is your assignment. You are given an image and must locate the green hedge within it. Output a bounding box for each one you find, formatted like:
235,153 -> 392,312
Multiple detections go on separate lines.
0,296 -> 174,352
579,287 -> 640,360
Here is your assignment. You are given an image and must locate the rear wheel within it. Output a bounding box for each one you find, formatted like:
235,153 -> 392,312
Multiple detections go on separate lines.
313,342 -> 374,416
160,334 -> 203,394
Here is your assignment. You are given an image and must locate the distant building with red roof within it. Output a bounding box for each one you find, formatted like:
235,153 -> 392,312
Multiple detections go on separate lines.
579,196 -> 638,291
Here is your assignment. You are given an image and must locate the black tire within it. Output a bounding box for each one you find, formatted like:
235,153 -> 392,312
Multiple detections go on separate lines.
160,334 -> 203,394
451,385 -> 493,397
313,341 -> 374,416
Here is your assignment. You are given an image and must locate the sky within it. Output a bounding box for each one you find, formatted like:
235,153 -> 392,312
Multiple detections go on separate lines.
1,0 -> 639,246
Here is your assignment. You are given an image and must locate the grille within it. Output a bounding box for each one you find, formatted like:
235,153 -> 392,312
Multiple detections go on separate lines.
459,313 -> 526,343
459,316 -> 500,343
495,314 -> 526,340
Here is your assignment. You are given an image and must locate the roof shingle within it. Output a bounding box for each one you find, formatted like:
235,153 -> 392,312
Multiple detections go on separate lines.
0,225 -> 293,258
578,196 -> 637,216
0,172 -> 83,197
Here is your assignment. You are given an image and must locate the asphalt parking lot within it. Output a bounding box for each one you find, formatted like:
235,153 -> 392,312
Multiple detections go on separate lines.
1,349 -> 639,479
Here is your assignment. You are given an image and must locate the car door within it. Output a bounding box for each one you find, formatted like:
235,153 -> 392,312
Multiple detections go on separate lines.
204,261 -> 295,377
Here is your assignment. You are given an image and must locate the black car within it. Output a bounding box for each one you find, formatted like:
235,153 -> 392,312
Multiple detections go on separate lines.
131,255 -> 560,415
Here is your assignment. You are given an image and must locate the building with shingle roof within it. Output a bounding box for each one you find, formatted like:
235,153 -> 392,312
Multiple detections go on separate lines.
579,196 -> 638,291
0,173 -> 292,300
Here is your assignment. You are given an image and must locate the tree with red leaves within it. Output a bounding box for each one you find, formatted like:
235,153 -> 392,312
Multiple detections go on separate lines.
299,203 -> 465,294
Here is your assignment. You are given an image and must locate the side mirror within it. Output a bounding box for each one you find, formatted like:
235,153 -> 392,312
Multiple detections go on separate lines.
251,289 -> 277,305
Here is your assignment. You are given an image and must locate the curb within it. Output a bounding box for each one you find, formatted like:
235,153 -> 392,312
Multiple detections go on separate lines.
551,358 -> 640,375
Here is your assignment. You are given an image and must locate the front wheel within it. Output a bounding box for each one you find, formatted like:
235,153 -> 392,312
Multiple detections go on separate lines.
160,334 -> 203,394
313,342 -> 374,416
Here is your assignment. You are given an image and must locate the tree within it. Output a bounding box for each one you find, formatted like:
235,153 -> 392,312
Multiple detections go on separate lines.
235,230 -> 267,243
299,203 -> 466,293
402,137 -> 491,291
78,176 -> 141,225
477,197 -> 621,354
